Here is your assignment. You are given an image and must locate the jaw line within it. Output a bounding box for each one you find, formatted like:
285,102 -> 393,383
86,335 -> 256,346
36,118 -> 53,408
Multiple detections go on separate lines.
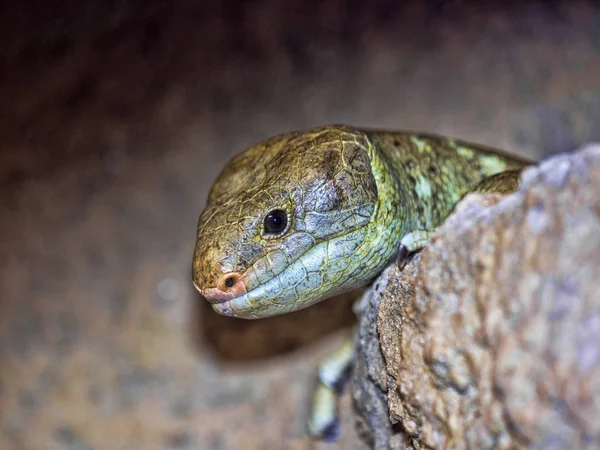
208,243 -> 327,319
211,295 -> 264,319
209,226 -> 370,319
210,282 -> 268,319
208,243 -> 324,319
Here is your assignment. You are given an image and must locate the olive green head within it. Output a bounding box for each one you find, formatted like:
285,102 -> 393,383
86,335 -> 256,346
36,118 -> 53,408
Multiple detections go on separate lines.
192,125 -> 382,319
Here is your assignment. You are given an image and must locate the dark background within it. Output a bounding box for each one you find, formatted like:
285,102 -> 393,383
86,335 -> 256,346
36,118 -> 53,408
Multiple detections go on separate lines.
1,1 -> 599,449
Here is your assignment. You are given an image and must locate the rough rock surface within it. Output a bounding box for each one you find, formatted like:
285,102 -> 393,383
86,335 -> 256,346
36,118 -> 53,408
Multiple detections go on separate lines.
353,146 -> 600,449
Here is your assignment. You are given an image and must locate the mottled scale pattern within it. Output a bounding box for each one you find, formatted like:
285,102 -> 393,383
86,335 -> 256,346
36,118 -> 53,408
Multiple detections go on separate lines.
192,125 -> 532,318
371,132 -> 530,232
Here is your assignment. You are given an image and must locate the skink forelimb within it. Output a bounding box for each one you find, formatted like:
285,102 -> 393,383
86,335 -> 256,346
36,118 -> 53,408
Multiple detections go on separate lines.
307,338 -> 354,441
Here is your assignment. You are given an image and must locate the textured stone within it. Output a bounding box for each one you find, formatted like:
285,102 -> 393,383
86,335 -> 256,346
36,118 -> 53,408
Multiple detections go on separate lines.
354,146 -> 600,449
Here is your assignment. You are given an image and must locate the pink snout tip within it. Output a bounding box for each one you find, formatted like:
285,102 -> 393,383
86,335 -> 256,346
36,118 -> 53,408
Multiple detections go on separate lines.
195,272 -> 247,304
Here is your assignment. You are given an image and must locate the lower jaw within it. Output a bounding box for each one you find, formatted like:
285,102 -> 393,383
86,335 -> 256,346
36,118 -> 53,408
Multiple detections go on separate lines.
211,297 -> 264,319
212,301 -> 235,317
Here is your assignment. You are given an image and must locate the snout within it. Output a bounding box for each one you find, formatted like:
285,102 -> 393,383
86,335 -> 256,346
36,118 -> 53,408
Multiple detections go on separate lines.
193,271 -> 247,304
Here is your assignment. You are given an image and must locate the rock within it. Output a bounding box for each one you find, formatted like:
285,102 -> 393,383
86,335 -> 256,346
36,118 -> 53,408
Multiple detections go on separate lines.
352,146 -> 600,449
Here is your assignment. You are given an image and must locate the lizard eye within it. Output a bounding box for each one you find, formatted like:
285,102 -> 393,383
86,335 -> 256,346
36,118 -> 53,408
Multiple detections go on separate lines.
263,209 -> 288,235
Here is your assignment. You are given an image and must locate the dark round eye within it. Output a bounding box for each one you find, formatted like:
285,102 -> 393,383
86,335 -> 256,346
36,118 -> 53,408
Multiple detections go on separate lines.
263,209 -> 288,234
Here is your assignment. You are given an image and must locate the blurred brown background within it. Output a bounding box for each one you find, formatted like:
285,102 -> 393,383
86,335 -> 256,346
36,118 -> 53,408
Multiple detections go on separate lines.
1,1 -> 599,449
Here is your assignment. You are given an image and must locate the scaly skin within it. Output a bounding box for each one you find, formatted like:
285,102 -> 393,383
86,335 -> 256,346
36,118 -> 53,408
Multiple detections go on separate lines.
192,124 -> 531,319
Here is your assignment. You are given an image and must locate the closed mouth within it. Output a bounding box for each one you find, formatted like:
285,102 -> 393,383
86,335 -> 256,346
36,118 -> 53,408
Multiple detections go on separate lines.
202,238 -> 335,319
198,226 -> 370,319
194,277 -> 257,317
201,286 -> 243,304
211,299 -> 237,316
206,282 -> 263,318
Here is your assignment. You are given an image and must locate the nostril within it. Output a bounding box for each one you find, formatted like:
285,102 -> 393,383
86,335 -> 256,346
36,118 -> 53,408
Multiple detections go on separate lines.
202,272 -> 247,303
216,272 -> 243,293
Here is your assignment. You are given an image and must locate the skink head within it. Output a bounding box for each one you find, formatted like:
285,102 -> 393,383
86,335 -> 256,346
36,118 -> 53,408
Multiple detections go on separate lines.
192,125 -> 380,319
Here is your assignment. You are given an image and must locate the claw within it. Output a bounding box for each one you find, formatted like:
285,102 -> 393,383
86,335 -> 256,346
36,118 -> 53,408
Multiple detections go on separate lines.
319,419 -> 341,443
396,243 -> 411,270
397,229 -> 436,270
